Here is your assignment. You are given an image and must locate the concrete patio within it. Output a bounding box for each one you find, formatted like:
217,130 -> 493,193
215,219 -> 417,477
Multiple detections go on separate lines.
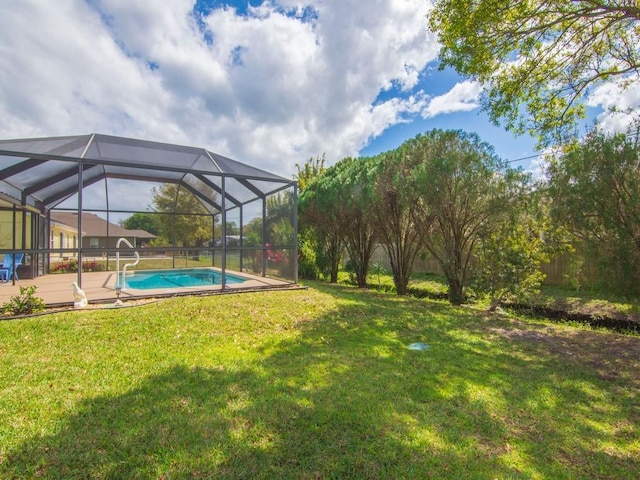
0,269 -> 292,307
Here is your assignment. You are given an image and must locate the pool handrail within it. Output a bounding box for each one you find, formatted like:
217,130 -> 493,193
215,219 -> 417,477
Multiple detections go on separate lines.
115,237 -> 140,290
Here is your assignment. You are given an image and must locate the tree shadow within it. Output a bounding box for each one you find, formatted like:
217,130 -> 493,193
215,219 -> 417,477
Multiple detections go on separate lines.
3,283 -> 638,478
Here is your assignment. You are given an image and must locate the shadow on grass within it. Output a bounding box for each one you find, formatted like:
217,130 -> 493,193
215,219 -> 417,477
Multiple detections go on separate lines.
3,283 -> 639,478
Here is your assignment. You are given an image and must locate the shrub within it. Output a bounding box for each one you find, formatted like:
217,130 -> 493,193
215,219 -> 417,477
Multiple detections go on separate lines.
2,285 -> 46,316
298,236 -> 319,280
82,261 -> 105,272
51,260 -> 105,273
371,262 -> 385,288
51,260 -> 78,273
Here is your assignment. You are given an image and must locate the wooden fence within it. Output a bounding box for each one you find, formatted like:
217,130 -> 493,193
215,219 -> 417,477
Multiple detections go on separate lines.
369,246 -> 599,286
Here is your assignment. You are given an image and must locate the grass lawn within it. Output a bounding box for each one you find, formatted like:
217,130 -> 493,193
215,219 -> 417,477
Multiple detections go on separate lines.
53,254 -> 240,272
1,282 -> 638,478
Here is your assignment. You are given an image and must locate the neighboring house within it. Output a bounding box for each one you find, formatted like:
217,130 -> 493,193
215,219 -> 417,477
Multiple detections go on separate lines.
50,212 -> 155,252
50,218 -> 80,258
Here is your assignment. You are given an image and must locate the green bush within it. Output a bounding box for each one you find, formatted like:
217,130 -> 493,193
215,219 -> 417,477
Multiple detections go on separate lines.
51,260 -> 105,273
298,236 -> 319,280
2,285 -> 46,316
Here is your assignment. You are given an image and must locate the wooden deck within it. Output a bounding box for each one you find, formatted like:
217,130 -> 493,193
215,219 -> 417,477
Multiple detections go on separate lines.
0,269 -> 292,307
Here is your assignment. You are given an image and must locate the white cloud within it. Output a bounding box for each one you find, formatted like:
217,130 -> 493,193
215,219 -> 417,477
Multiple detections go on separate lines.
587,79 -> 640,133
0,0 -> 440,177
422,80 -> 483,118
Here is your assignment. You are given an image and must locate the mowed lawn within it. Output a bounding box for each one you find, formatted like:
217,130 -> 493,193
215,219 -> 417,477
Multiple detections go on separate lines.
1,282 -> 638,479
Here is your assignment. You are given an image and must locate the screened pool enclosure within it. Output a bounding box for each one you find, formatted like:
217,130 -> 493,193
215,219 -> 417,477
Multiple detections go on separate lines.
0,134 -> 298,290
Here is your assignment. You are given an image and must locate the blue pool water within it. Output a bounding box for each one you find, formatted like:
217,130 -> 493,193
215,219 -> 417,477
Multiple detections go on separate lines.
122,268 -> 247,290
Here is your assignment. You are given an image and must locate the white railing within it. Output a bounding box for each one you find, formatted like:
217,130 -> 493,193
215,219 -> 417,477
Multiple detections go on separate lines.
115,237 -> 140,290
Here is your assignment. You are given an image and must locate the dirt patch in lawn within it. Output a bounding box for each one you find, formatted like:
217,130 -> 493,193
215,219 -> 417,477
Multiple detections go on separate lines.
491,320 -> 640,389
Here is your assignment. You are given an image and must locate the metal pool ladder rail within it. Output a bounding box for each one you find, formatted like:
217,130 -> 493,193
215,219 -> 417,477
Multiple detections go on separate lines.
115,237 -> 140,291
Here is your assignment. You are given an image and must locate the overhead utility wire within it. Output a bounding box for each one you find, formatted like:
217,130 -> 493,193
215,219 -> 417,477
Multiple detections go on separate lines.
504,130 -> 640,165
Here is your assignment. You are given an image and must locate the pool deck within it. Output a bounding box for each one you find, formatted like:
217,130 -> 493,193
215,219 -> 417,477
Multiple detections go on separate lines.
0,269 -> 293,307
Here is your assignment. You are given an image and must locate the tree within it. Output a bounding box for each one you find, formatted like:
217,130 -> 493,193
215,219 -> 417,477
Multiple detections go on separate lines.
369,148 -> 424,295
294,154 -> 326,191
120,212 -> 161,236
295,155 -> 328,280
151,183 -> 213,248
334,157 -> 377,288
299,157 -> 377,286
299,162 -> 346,283
547,129 -> 640,295
473,189 -> 555,311
408,130 -> 521,305
428,0 -> 640,145
266,192 -> 295,246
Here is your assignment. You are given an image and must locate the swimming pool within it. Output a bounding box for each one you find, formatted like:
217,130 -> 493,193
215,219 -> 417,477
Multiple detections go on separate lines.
121,268 -> 247,290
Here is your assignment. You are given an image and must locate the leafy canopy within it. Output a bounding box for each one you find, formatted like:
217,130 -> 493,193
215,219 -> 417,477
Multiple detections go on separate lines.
369,147 -> 427,295
151,183 -> 213,247
547,129 -> 640,294
120,213 -> 161,236
408,129 -> 523,305
294,154 -> 326,192
428,0 -> 640,145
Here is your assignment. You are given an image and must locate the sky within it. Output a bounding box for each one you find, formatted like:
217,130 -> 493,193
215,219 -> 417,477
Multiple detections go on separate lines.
1,0 -> 638,186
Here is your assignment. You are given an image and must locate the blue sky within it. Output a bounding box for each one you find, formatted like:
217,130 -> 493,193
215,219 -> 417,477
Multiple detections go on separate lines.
0,0 -> 634,181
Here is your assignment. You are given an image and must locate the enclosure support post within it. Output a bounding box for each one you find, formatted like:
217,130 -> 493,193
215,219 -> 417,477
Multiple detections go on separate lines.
46,210 -> 51,274
221,176 -> 227,289
293,182 -> 298,284
105,176 -> 110,271
262,197 -> 267,277
239,207 -> 244,273
77,161 -> 83,287
10,206 -> 16,285
172,184 -> 184,268
214,213 -> 216,267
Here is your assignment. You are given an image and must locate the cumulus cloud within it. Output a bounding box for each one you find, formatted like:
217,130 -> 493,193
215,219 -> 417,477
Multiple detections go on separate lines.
422,80 -> 483,118
587,79 -> 640,134
0,0 -> 441,176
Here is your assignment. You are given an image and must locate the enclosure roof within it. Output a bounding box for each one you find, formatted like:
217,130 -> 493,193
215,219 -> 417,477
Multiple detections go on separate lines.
0,133 -> 293,211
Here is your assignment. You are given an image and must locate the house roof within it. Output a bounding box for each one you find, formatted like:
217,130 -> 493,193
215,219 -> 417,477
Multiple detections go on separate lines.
50,212 -> 155,239
125,229 -> 156,239
0,133 -> 294,212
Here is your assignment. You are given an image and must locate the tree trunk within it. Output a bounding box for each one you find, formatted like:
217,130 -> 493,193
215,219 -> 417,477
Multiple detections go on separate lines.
355,263 -> 368,288
447,277 -> 465,305
487,297 -> 501,312
329,258 -> 339,283
326,232 -> 341,283
395,275 -> 409,295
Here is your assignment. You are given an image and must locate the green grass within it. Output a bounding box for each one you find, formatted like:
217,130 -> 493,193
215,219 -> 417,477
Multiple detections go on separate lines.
353,270 -> 639,324
52,254 -> 239,272
1,282 -> 638,478
338,271 -> 450,300
533,284 -> 640,319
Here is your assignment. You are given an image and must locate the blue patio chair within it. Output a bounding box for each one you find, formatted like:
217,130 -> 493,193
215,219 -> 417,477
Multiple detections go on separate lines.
0,254 -> 12,282
0,253 -> 24,282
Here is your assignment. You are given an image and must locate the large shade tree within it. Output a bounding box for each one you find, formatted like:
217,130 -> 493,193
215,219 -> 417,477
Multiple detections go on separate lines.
298,161 -> 343,283
120,212 -> 161,237
408,130 -> 523,305
335,157 -> 377,288
300,157 -> 377,287
547,129 -> 640,295
152,183 -> 213,248
428,0 -> 640,145
369,148 -> 425,295
300,129 -> 552,305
